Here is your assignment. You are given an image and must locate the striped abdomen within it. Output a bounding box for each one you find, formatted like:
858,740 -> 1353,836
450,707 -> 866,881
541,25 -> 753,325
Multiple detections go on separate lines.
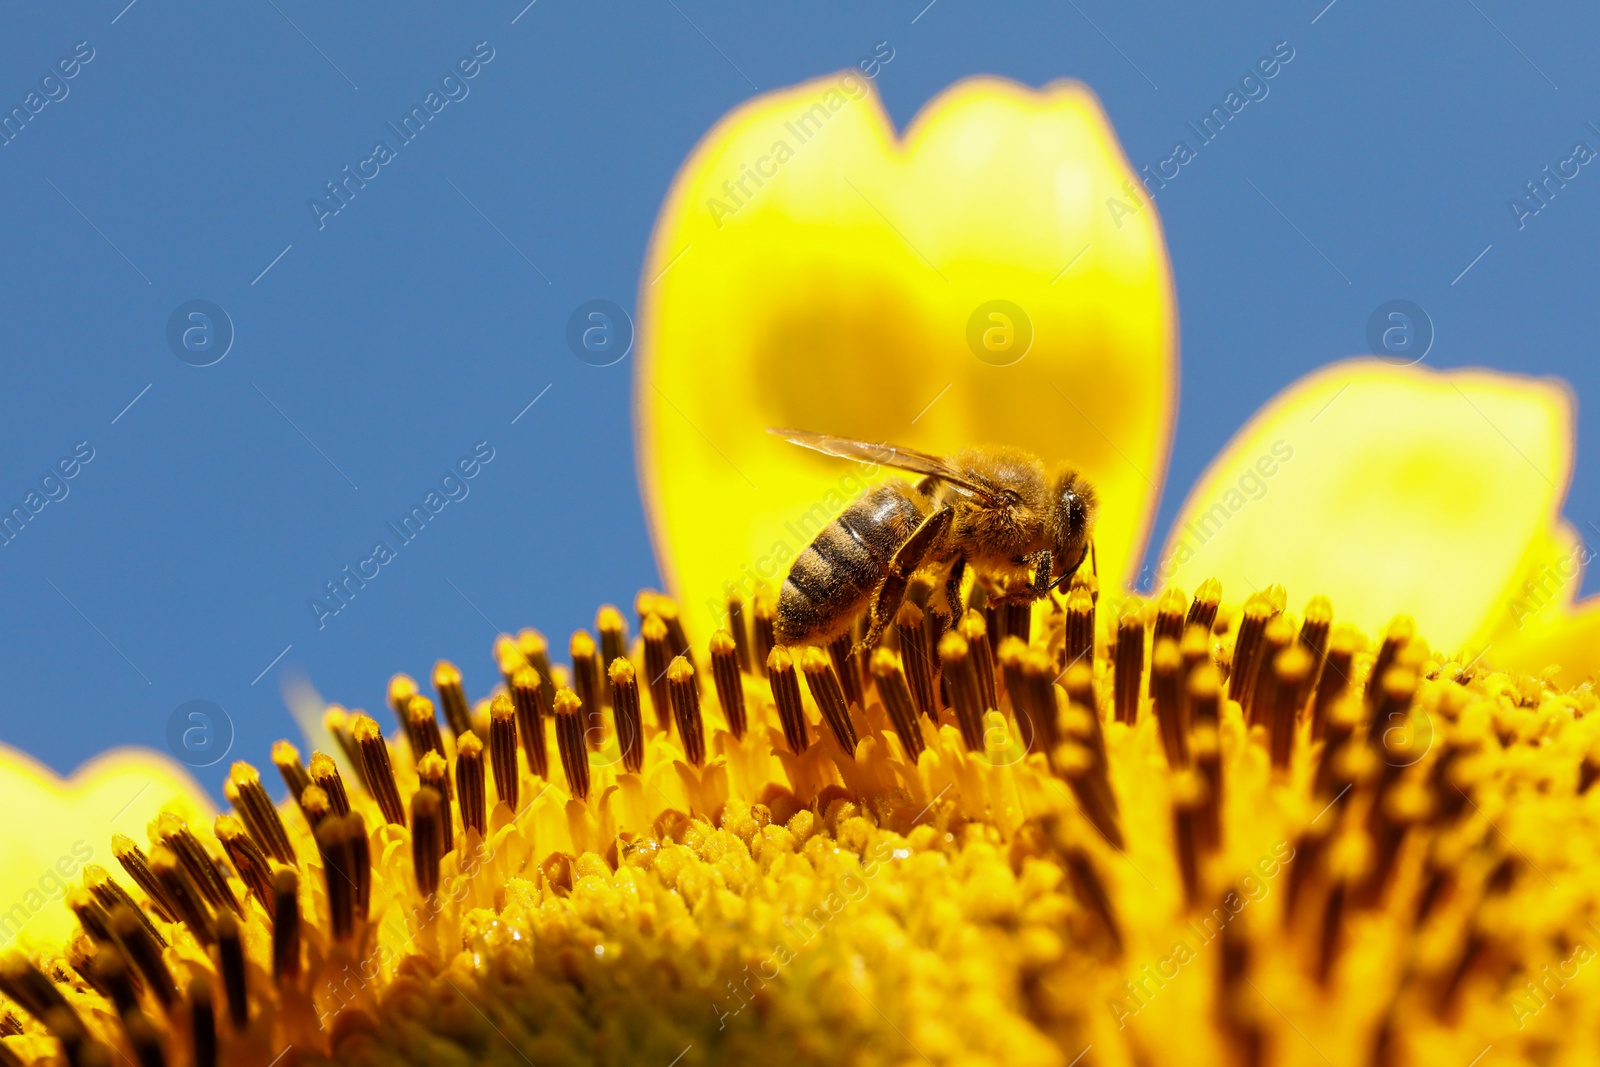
775,485 -> 924,645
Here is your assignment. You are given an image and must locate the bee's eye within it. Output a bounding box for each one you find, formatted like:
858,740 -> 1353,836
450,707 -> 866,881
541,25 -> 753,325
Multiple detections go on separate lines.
999,489 -> 1022,506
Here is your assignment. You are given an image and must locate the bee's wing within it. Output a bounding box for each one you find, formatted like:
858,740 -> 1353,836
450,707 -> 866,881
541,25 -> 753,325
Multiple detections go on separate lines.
767,428 -> 1001,503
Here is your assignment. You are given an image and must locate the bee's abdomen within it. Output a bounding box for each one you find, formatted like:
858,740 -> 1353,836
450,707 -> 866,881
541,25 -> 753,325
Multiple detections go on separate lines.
776,486 -> 922,644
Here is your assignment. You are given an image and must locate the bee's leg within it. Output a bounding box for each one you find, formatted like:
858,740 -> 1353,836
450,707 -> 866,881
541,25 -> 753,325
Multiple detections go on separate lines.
943,556 -> 967,622
1024,550 -> 1053,600
856,507 -> 953,655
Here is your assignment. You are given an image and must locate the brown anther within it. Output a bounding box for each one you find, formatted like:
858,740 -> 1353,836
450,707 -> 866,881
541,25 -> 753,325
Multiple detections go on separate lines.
1061,842 -> 1123,954
1228,592 -> 1276,707
1188,659 -> 1221,728
271,739 -> 312,811
1170,770 -> 1207,908
997,636 -> 1029,726
510,666 -> 550,780
66,888 -> 112,945
1268,645 -> 1312,769
894,600 -> 938,720
655,598 -> 699,687
553,688 -> 591,801
158,814 -> 241,915
86,941 -> 137,1014
1112,598 -> 1146,725
825,630 -> 866,713
272,868 -> 301,985
1366,615 -> 1416,710
1298,594 -> 1334,699
351,714 -> 405,826
752,589 -> 778,678
148,845 -> 214,946
214,910 -> 248,1031
108,905 -> 175,1009
83,866 -> 165,948
1020,648 -> 1064,754
571,631 -> 607,743
456,731 -> 487,839
1063,587 -> 1095,672
299,785 -> 331,831
1244,613 -> 1294,728
959,610 -> 998,712
432,660 -> 473,737
411,787 -> 445,899
1053,741 -> 1124,850
488,694 -> 520,812
709,630 -> 747,739
214,814 -> 273,913
667,656 -> 708,766
608,657 -> 644,774
403,695 -> 447,767
1151,638 -> 1187,767
386,673 -> 419,727
225,762 -> 296,867
315,813 -> 358,941
1310,626 -> 1357,743
1190,726 -> 1223,854
309,751 -> 351,817
870,649 -> 925,762
800,647 -> 858,755
1187,577 -> 1222,633
597,604 -> 629,672
188,975 -> 217,1067
494,634 -> 525,689
641,615 -> 674,732
322,705 -> 365,792
938,631 -> 987,752
1154,585 -> 1188,649
416,750 -> 453,837
767,647 -> 809,755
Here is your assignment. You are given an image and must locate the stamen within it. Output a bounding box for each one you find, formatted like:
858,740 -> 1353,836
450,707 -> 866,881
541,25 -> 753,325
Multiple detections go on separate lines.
1153,586 -> 1188,649
894,601 -> 938,720
1021,648 -> 1064,754
511,666 -> 550,780
83,866 -> 165,948
938,631 -> 987,752
352,714 -> 406,826
322,706 -> 365,792
214,815 -> 273,913
86,942 -> 137,1014
225,763 -> 296,867
1061,841 -> 1123,954
107,906 -> 175,1009
411,787 -> 445,899
1313,697 -> 1363,801
571,631 -> 607,746
1112,598 -> 1146,725
0,954 -> 81,1033
1179,622 -> 1211,681
721,592 -> 751,673
386,673 -> 419,732
1186,577 -> 1222,633
608,658 -> 645,774
148,845 -> 214,946
404,695 -> 447,768
709,630 -> 747,738
488,695 -> 520,812
1061,663 -> 1108,775
416,751 -> 454,837
1054,742 -> 1123,850
66,888 -> 111,945
1298,595 -> 1334,702
959,610 -> 998,712
870,650 -> 925,762
1227,593 -> 1276,706
495,634 -> 524,690
1309,626 -> 1357,743
1244,614 -> 1294,728
1151,638 -> 1187,767
214,911 -> 248,1031
271,739 -> 311,814
432,660 -> 473,737
188,976 -> 217,1067
309,751 -> 351,817
1063,586 -> 1095,673
641,615 -> 674,732
826,631 -> 865,713
597,604 -> 629,672
1282,819 -> 1331,926
315,814 -> 357,941
752,589 -> 777,678
517,630 -> 558,721
272,868 -> 300,985
1170,770 -> 1206,908
667,657 -> 708,766
1268,645 -> 1312,770
800,647 -> 858,754
999,599 -> 1032,647
158,815 -> 241,915
554,688 -> 591,801
1366,616 -> 1416,709
456,731 -> 487,838
767,647 -> 809,755
347,812 -> 371,926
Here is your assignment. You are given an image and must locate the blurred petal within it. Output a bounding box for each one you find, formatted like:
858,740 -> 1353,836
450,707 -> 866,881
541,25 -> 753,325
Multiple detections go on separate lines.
1158,358 -> 1573,652
1493,594 -> 1600,686
0,745 -> 211,950
638,74 -> 1175,634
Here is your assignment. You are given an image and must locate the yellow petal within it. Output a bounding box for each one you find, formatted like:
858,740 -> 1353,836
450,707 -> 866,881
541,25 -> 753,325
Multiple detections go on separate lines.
638,74 -> 1175,634
1157,358 -> 1573,652
1492,594 -> 1600,686
0,744 -> 211,950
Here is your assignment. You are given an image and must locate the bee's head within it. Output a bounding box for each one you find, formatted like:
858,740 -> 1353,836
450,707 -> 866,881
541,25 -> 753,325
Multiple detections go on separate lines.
1049,470 -> 1096,586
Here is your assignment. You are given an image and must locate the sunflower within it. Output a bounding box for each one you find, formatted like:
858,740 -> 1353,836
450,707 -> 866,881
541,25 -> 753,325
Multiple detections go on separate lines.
3,74 -> 1600,1067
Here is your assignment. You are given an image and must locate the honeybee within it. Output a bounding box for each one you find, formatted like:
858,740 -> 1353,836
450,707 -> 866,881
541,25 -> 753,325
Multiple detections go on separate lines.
770,428 -> 1097,652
